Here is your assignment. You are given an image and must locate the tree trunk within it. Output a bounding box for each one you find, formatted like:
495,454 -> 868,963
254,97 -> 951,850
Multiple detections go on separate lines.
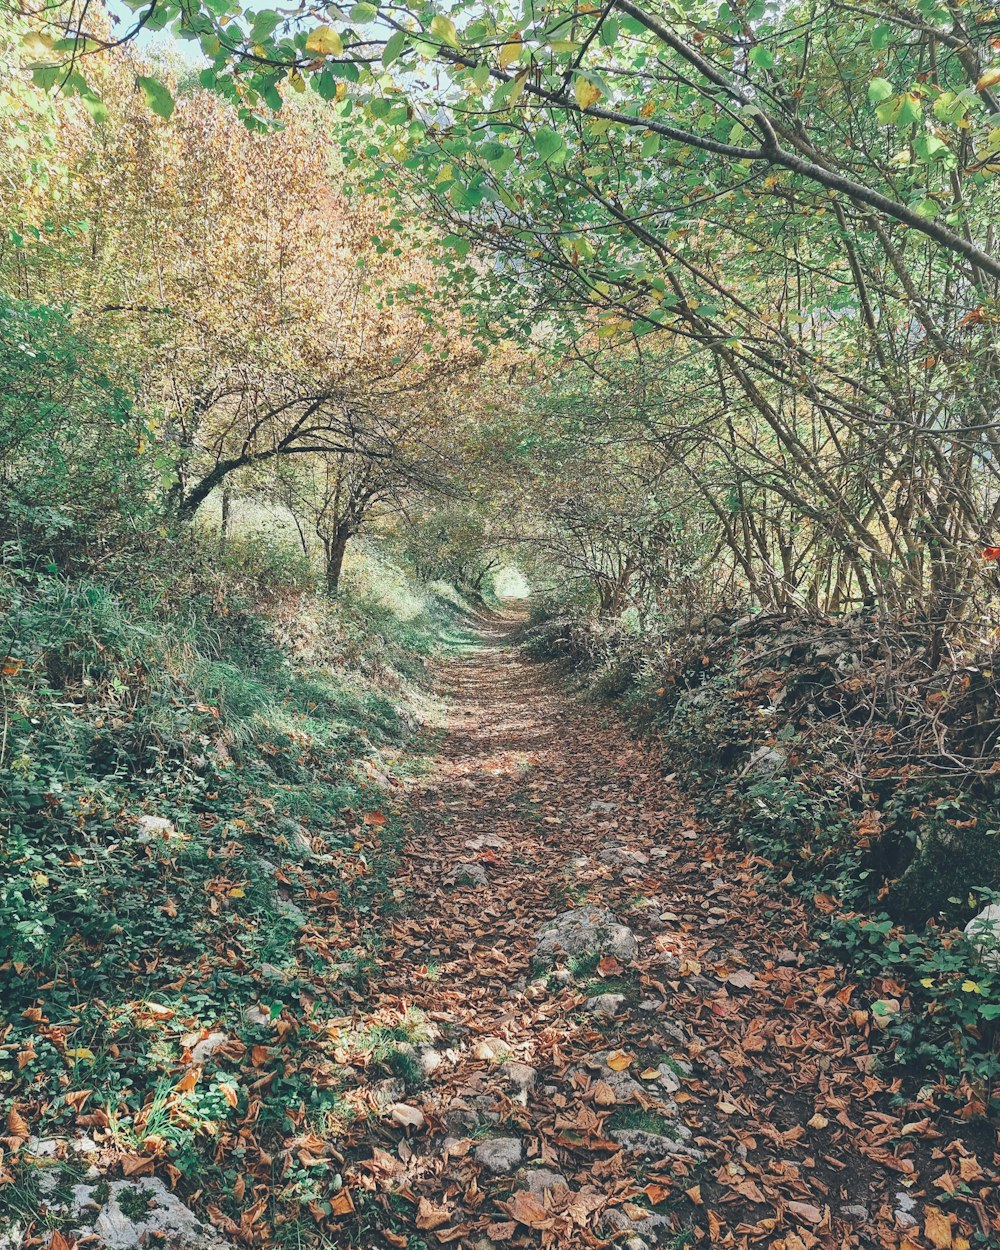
220,487 -> 232,548
324,526 -> 351,596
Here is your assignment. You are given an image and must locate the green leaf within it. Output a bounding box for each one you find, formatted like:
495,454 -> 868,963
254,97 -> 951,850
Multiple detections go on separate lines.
250,10 -> 281,41
136,75 -> 175,119
442,232 -> 471,258
79,90 -> 109,123
749,46 -> 774,69
871,23 -> 890,51
383,29 -> 407,68
350,3 -> 378,25
430,15 -> 461,50
933,91 -> 967,124
533,125 -> 565,162
868,78 -> 893,104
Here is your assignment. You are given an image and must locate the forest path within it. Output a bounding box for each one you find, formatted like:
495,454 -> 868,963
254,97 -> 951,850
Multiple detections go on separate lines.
339,617 -> 995,1250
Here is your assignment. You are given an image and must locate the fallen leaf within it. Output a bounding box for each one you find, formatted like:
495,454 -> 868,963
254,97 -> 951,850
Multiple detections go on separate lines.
787,1200 -> 823,1225
507,1189 -> 554,1229
390,1103 -> 425,1129
593,1079 -> 617,1106
924,1206 -> 954,1249
416,1197 -> 451,1231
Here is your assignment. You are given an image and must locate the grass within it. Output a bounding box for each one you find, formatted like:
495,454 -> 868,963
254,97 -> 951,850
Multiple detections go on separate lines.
0,531 -> 470,1240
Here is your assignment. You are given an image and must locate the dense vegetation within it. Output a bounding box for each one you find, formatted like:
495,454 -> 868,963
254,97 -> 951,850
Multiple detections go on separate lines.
2,0 -> 1000,1242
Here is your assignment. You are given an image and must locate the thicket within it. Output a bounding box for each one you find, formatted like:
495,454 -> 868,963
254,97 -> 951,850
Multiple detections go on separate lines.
524,601 -> 1000,1110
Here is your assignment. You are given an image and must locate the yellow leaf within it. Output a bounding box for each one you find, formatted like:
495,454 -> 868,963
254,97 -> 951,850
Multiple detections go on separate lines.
606,1051 -> 633,1071
499,36 -> 522,70
305,26 -> 344,57
574,77 -> 601,109
430,15 -> 461,50
639,1067 -> 660,1080
976,67 -> 1000,92
66,1047 -> 95,1062
228,887 -> 245,898
961,980 -> 982,993
924,1205 -> 954,1249
32,872 -> 49,887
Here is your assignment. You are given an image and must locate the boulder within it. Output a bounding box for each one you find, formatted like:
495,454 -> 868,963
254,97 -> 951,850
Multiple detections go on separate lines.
92,1178 -> 228,1249
965,904 -> 1000,971
446,862 -> 489,888
533,907 -> 637,968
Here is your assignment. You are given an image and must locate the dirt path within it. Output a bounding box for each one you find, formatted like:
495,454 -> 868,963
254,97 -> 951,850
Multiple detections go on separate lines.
339,621 -> 999,1250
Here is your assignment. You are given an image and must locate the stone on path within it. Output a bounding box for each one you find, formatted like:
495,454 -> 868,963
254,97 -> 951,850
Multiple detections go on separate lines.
520,1167 -> 568,1196
612,1128 -> 703,1161
92,1178 -> 227,1249
474,1136 -> 523,1173
533,906 -> 638,968
586,992 -> 625,1019
445,861 -> 489,887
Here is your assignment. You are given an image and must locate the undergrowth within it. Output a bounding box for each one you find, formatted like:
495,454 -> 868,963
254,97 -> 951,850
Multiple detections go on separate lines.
524,602 -> 1000,1114
0,519 -> 478,1234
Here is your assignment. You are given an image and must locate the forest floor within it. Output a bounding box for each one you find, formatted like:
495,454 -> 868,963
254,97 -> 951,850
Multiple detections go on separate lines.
333,613 -> 1000,1250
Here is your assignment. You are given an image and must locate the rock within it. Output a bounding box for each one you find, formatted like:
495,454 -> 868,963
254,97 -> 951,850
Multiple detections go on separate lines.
474,1136 -> 523,1173
464,834 -> 506,851
505,1065 -> 535,1095
472,1035 -> 512,1061
652,1062 -> 681,1094
500,1061 -> 537,1102
289,827 -> 313,857
533,907 -> 638,968
275,897 -> 308,929
740,745 -> 787,780
91,1178 -> 227,1249
586,993 -> 626,1019
589,800 -> 618,813
965,904 -> 1000,971
190,1031 -> 229,1063
245,1004 -> 272,1027
446,862 -> 489,888
601,1211 -> 631,1235
598,846 -> 648,867
520,1167 -> 568,1196
396,1042 -> 443,1077
840,1205 -> 868,1222
612,1129 -> 702,1161
135,815 -> 176,841
368,1077 -> 406,1110
443,1103 -> 482,1135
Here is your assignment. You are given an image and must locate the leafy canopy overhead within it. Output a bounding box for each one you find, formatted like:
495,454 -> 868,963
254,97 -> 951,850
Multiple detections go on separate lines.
34,0 -> 1000,282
